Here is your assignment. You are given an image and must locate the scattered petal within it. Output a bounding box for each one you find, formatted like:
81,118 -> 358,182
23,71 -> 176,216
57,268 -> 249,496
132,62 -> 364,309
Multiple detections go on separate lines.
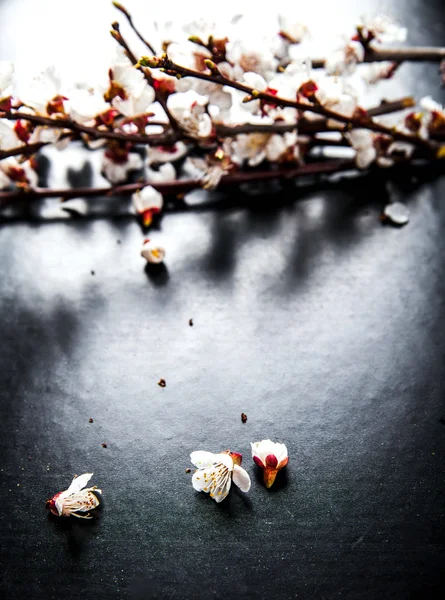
382,202 -> 410,226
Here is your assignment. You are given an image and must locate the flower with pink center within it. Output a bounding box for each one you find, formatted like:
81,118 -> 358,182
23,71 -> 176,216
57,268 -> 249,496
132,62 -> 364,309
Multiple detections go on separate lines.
251,439 -> 288,488
46,473 -> 102,519
191,450 -> 251,503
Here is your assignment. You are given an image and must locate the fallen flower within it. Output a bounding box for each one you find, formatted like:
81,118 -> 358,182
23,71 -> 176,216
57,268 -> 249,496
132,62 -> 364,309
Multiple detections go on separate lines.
45,473 -> 101,519
141,238 -> 165,264
251,439 -> 288,488
382,201 -> 410,226
190,450 -> 251,503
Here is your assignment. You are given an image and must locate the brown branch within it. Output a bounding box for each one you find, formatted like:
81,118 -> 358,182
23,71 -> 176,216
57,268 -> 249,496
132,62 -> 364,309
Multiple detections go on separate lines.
0,141 -> 48,160
144,55 -> 438,154
112,2 -> 157,55
311,46 -> 445,68
0,159 -> 355,206
216,97 -> 415,137
0,110 -> 175,146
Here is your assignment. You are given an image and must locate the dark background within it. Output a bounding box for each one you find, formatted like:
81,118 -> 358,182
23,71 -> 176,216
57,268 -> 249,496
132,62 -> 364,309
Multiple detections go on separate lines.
1,0 -> 445,598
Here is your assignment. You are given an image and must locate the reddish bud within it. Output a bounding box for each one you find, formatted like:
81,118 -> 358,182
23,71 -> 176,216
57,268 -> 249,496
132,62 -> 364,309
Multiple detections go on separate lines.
265,454 -> 278,468
297,80 -> 318,101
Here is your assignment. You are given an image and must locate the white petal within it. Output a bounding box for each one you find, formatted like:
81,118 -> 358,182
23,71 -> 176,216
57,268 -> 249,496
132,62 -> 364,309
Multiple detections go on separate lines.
356,146 -> 376,169
132,185 -> 164,213
419,95 -> 443,114
232,465 -> 251,492
67,473 -> 93,494
190,451 -> 217,469
0,61 -> 13,94
243,72 -> 267,91
383,202 -> 410,225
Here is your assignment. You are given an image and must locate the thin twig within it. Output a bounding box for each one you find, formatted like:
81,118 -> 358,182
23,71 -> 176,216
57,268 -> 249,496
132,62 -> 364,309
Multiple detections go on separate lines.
111,24 -> 181,133
112,1 -> 157,55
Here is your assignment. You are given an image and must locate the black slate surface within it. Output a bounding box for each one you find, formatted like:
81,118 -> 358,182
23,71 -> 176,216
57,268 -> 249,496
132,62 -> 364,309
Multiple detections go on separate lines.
1,1 -> 445,598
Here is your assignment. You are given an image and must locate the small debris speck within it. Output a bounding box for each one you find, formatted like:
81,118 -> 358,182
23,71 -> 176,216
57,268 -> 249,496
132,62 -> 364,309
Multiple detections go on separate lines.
158,378 -> 166,388
101,442 -> 108,448
89,418 -> 94,423
117,240 -> 121,244
241,412 -> 248,423
28,456 -> 32,461
438,417 -> 445,425
189,319 -> 193,326
185,468 -> 192,473
91,270 -> 95,276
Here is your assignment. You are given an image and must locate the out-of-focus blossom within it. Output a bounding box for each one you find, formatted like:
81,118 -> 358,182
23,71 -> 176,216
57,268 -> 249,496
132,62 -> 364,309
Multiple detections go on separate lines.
278,15 -> 309,44
0,61 -> 13,96
359,15 -> 407,44
140,238 -> 165,263
146,141 -> 188,166
348,128 -> 377,169
325,41 -> 364,76
0,157 -> 38,188
132,184 -> 164,226
101,143 -> 143,184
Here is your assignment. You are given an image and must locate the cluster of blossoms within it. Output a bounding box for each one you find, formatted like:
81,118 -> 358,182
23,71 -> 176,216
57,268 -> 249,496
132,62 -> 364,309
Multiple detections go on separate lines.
1,4 -> 445,259
46,440 -> 288,517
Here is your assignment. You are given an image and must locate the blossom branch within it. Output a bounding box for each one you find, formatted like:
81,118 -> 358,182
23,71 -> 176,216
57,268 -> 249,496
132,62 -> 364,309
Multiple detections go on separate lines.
0,110 -> 174,146
0,159 -> 355,206
141,55 -> 439,155
311,46 -> 445,68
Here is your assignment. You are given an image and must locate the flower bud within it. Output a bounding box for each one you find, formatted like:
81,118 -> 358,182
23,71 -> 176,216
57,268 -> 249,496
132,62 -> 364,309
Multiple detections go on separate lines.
251,440 -> 288,488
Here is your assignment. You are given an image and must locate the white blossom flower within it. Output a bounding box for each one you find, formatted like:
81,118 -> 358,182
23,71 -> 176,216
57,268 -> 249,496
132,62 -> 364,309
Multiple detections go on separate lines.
0,119 -> 21,151
226,40 -> 277,81
146,141 -> 188,166
227,130 -> 298,167
140,238 -> 165,264
325,41 -> 364,76
0,61 -> 13,96
191,450 -> 251,503
20,66 -> 63,115
147,162 -> 176,183
251,439 -> 288,488
348,128 -> 377,169
101,151 -> 143,184
132,184 -> 164,226
360,15 -> 407,44
68,88 -> 109,124
178,103 -> 212,139
382,201 -> 410,225
112,83 -> 155,118
46,473 -> 102,519
0,157 -> 38,188
278,15 -> 309,44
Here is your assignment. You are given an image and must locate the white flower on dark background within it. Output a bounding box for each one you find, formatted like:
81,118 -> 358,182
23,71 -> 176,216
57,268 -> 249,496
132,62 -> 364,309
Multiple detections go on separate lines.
46,473 -> 102,519
191,450 -> 251,503
251,440 -> 288,488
